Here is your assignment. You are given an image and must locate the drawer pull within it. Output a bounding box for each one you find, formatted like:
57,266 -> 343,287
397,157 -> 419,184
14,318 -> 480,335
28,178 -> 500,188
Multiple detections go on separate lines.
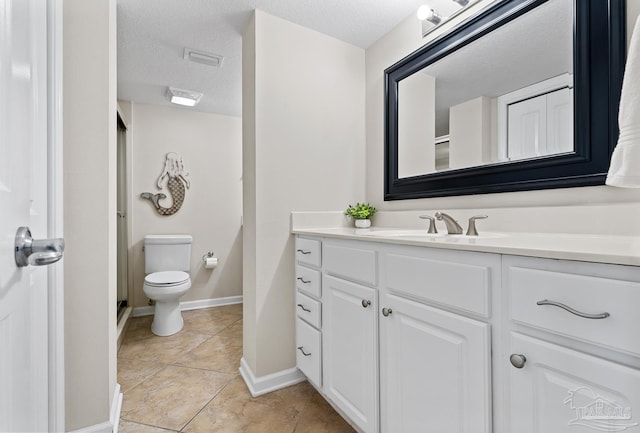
382,307 -> 393,317
297,346 -> 312,356
362,299 -> 371,308
536,299 -> 610,320
297,277 -> 311,284
296,249 -> 312,255
297,303 -> 311,313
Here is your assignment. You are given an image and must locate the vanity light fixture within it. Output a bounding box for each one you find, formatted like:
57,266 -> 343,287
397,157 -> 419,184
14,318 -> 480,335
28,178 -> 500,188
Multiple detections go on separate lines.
417,5 -> 442,25
417,0 -> 476,37
166,87 -> 203,107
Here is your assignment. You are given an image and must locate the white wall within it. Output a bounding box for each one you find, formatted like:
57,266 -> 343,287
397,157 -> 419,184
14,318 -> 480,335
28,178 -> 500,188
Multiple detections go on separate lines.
449,96 -> 492,169
243,10 -> 366,377
129,104 -> 243,308
398,73 -> 436,177
63,0 -> 117,430
366,2 -> 640,213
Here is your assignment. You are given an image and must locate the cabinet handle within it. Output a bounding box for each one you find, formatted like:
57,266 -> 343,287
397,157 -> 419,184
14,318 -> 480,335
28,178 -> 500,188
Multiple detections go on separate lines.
509,354 -> 527,369
297,303 -> 311,313
296,277 -> 311,284
381,307 -> 393,317
296,249 -> 311,255
362,299 -> 371,308
536,299 -> 610,320
297,346 -> 312,356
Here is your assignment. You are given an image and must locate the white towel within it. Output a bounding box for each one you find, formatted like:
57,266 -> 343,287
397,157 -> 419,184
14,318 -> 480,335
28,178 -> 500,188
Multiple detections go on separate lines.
606,15 -> 640,187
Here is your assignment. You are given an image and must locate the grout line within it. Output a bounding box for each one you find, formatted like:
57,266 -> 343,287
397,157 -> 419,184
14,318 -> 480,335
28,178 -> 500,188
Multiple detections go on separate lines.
119,419 -> 178,432
177,376 -> 237,432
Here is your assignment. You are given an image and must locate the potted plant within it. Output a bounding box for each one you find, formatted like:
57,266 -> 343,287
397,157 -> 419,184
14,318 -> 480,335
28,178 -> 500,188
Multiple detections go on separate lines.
344,202 -> 377,228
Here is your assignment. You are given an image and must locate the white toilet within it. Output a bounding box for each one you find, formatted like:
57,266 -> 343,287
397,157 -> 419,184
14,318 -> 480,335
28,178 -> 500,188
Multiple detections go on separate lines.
143,234 -> 192,336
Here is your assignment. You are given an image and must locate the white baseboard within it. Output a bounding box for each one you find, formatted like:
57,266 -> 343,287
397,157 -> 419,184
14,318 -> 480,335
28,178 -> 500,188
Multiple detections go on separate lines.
68,421 -> 113,433
239,357 -> 306,397
132,295 -> 243,317
67,384 -> 122,433
111,383 -> 123,433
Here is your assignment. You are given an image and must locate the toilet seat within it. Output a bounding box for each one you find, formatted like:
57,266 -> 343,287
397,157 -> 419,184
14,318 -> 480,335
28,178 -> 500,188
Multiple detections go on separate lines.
144,271 -> 190,286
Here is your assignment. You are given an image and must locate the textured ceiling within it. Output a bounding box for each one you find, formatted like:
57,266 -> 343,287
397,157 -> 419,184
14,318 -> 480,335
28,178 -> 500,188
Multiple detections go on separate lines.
117,0 -> 430,116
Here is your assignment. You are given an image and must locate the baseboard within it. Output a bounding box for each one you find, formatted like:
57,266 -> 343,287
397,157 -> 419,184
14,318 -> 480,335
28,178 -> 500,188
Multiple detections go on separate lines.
67,384 -> 122,433
116,307 -> 133,351
68,421 -> 113,433
132,295 -> 243,317
69,383 -> 122,433
111,383 -> 123,433
239,357 -> 306,397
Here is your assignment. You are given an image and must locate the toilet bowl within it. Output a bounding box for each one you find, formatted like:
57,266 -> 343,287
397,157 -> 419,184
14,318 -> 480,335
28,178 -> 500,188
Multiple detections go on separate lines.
143,271 -> 191,336
143,235 -> 193,336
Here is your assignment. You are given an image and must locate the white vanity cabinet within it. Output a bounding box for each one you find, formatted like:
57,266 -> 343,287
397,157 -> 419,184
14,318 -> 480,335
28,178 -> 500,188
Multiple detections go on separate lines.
293,234 -> 640,433
295,237 -> 323,388
323,241 -> 379,433
379,246 -> 497,433
503,256 -> 640,433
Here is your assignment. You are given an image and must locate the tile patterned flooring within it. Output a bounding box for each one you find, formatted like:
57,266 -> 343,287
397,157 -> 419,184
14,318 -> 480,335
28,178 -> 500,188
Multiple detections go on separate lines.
118,305 -> 355,433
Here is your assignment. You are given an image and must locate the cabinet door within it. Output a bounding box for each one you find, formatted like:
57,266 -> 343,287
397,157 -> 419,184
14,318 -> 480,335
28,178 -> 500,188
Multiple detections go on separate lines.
380,293 -> 491,433
508,333 -> 640,433
323,275 -> 378,433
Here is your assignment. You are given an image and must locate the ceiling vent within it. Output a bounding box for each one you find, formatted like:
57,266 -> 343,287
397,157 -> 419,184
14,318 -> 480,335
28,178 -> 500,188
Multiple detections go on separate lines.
183,48 -> 224,68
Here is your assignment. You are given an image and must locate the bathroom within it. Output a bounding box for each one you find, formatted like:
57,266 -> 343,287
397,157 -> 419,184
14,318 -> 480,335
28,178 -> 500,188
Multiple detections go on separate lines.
3,0 -> 640,432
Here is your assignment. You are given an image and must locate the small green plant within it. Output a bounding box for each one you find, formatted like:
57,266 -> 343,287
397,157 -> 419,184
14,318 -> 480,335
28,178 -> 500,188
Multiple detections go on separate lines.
344,202 -> 377,220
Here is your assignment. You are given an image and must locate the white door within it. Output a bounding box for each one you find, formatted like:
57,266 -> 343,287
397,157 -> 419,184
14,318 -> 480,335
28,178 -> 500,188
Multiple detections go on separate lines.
379,293 -> 491,433
507,93 -> 547,160
0,0 -> 61,431
546,87 -> 574,154
509,333 -> 640,433
323,275 -> 378,433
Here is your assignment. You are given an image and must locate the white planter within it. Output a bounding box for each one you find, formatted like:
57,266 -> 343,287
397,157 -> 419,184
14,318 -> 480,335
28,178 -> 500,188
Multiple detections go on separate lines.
355,219 -> 371,228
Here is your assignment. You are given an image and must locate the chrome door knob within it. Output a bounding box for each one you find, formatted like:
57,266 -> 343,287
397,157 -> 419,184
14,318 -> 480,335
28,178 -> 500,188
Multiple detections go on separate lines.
15,227 -> 64,267
382,307 -> 393,317
509,354 -> 527,369
362,299 -> 371,308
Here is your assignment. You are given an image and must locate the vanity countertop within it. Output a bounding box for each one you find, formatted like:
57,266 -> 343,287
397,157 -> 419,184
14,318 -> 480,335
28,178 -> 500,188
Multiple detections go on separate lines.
292,227 -> 640,267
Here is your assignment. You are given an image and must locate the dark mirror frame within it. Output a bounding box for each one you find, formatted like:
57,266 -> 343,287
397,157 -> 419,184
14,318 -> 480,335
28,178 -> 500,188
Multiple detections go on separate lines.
384,0 -> 626,200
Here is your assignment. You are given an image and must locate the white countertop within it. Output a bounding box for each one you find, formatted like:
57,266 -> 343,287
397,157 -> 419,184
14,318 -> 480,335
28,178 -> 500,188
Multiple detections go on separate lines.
292,226 -> 640,266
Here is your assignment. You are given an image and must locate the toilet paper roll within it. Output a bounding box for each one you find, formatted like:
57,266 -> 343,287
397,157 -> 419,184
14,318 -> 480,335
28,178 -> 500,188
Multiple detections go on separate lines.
204,256 -> 218,269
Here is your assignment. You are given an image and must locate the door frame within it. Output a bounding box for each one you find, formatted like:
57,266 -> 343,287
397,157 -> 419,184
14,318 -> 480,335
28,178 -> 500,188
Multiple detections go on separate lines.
47,0 -> 65,431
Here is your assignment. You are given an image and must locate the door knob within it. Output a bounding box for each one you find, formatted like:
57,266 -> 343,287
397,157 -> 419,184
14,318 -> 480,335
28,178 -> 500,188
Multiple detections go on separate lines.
15,227 -> 65,267
509,354 -> 527,369
382,307 -> 393,317
362,299 -> 371,308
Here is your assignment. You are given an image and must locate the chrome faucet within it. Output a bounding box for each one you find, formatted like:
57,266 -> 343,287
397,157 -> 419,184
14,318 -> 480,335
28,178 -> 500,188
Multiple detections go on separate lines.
434,212 -> 464,235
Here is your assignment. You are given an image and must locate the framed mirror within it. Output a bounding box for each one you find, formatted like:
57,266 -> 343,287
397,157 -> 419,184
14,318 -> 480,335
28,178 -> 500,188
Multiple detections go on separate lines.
384,0 -> 626,200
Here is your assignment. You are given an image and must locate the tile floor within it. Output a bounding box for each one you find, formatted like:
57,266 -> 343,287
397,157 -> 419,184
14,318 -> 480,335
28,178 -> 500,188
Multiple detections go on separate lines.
118,305 -> 356,433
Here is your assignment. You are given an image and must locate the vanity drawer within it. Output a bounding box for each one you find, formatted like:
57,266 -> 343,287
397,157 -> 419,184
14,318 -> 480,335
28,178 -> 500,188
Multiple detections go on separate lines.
296,265 -> 322,298
385,248 -> 498,318
296,237 -> 322,268
507,257 -> 640,357
296,291 -> 321,329
324,242 -> 377,286
296,318 -> 322,388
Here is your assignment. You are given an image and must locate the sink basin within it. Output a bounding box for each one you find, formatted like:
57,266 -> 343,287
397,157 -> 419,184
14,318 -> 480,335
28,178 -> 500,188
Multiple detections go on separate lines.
447,232 -> 505,240
355,229 -> 505,240
356,229 -> 444,237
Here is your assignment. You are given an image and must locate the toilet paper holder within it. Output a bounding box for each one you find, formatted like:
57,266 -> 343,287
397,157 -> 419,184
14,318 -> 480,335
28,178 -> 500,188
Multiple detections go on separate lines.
202,251 -> 216,263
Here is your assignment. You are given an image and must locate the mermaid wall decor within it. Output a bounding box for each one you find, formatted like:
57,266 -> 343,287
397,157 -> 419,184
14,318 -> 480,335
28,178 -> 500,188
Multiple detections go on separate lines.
141,152 -> 190,216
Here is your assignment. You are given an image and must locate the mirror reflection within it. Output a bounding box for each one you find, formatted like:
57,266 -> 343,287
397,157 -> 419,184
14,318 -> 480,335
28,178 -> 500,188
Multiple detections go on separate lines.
398,0 -> 573,178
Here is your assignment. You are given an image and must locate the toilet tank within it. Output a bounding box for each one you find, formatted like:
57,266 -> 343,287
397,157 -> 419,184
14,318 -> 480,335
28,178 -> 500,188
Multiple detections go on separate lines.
144,235 -> 192,274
